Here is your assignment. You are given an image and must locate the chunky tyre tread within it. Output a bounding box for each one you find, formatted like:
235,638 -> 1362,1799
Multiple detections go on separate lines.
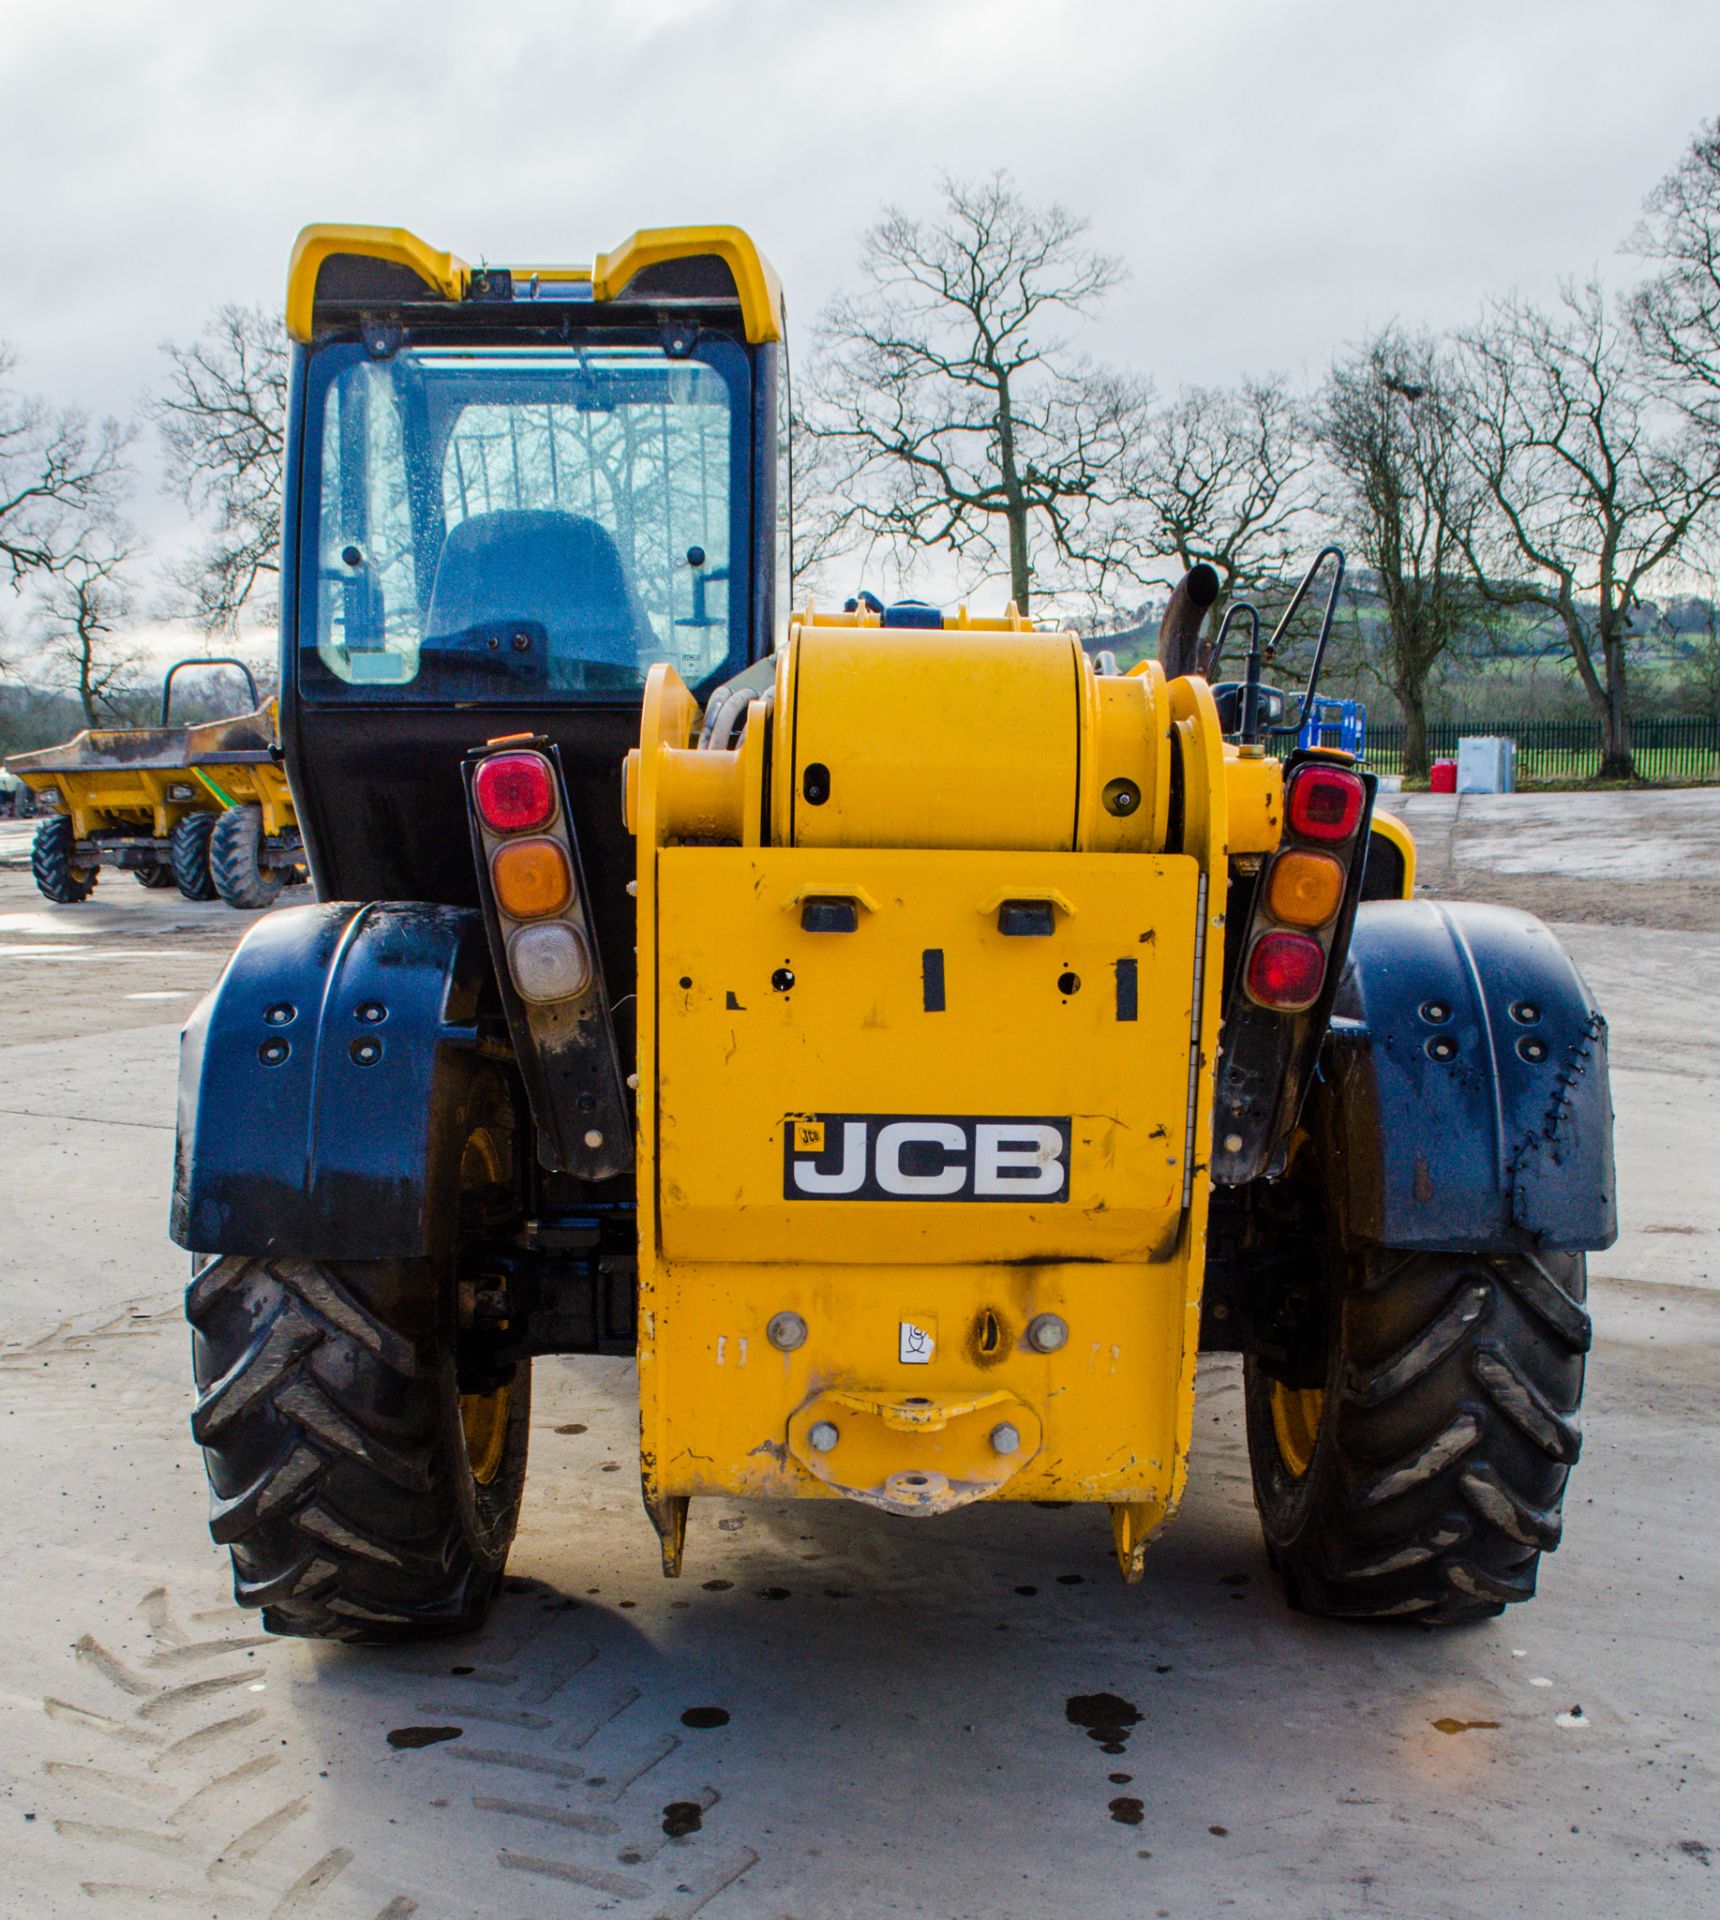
209,804 -> 282,909
187,1254 -> 525,1642
136,862 -> 177,889
1249,1249 -> 1589,1625
170,810 -> 219,901
31,814 -> 96,903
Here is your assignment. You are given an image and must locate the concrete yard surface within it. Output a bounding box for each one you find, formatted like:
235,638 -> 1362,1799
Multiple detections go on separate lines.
0,791 -> 1715,1919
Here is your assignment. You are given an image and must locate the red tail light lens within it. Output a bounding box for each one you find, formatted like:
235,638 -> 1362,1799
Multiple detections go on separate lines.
475,751 -> 556,833
1288,765 -> 1364,842
1246,930 -> 1326,1011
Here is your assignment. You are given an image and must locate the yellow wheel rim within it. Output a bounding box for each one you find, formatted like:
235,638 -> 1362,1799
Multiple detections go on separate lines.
460,1384 -> 512,1486
457,1121 -> 512,1488
1269,1381 -> 1325,1479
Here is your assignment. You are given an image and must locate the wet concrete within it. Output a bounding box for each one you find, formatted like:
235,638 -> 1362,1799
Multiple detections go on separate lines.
1,797 -> 1716,1917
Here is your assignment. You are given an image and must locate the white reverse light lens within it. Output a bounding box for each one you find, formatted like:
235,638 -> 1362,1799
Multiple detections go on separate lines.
507,922 -> 591,1004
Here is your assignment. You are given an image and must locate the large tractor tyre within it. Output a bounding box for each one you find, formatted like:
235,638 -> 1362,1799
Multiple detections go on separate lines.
170,811 -> 219,900
209,803 -> 284,910
1246,1248 -> 1589,1625
31,814 -> 96,903
135,861 -> 177,890
187,1096 -> 530,1641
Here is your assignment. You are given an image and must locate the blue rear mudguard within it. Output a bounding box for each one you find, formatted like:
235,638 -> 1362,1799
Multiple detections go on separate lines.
170,901 -> 496,1260
1319,900 -> 1616,1253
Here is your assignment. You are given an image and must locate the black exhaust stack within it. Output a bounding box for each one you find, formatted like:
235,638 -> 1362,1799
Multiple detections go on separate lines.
1156,563 -> 1220,679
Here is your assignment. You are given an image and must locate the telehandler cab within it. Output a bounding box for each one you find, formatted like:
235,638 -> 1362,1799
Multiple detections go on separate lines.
173,225 -> 1615,1641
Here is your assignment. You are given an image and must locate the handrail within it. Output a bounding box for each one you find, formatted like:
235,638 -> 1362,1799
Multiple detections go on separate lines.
161,658 -> 261,726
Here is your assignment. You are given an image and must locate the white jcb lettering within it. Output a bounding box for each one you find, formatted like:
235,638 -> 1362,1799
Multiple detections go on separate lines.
874,1121 -> 968,1197
789,1120 -> 868,1195
973,1123 -> 1067,1198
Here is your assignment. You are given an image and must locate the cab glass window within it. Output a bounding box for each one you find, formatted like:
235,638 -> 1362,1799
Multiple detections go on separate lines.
299,338 -> 748,701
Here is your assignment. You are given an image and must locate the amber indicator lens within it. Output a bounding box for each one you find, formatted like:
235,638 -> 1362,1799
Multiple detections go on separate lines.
475,751 -> 556,833
1266,849 -> 1345,927
1246,930 -> 1326,1011
1287,765 -> 1365,842
492,837 -> 573,920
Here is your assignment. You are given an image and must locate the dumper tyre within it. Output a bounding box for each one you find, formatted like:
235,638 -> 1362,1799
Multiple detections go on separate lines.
187,1088 -> 531,1641
210,802 -> 284,909
170,810 -> 219,900
136,861 -> 177,889
30,813 -> 96,903
1245,1248 -> 1589,1625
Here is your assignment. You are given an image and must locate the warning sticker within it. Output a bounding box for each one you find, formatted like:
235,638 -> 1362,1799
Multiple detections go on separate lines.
899,1319 -> 936,1365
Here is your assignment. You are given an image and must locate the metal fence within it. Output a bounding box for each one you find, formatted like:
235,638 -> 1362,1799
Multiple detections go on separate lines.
1286,715 -> 1720,782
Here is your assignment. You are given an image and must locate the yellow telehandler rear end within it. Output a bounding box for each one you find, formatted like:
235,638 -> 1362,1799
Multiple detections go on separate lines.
171,223 -> 1615,1640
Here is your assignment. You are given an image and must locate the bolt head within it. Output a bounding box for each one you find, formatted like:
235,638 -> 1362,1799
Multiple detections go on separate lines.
583,1129 -> 604,1149
1223,1132 -> 1244,1154
808,1420 -> 839,1454
1025,1313 -> 1068,1354
767,1311 -> 808,1353
990,1423 -> 1021,1456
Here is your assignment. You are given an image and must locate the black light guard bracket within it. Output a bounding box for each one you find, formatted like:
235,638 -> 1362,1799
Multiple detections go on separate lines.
462,736 -> 634,1182
1211,755 -> 1378,1186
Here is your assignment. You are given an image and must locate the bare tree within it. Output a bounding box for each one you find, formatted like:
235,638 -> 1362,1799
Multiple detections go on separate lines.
1457,283 -> 1720,779
802,173 -> 1153,617
152,304 -> 287,633
1629,117 -> 1720,435
0,347 -> 128,591
1314,328 -> 1483,777
1133,375 -> 1312,646
31,536 -> 141,725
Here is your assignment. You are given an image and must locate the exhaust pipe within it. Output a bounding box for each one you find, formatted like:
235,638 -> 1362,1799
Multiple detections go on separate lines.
1156,563 -> 1221,679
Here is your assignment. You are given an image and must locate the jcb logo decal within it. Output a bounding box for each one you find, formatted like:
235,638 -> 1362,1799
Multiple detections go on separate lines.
783,1114 -> 1070,1203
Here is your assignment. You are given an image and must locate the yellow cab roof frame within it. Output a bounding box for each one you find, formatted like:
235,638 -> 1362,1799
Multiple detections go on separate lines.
287,223 -> 783,346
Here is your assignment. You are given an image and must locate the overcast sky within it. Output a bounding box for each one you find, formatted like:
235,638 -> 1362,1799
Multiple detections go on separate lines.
2,0 -> 1717,616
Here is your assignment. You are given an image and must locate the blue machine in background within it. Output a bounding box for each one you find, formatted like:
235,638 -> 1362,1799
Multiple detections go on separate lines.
1298,696 -> 1366,759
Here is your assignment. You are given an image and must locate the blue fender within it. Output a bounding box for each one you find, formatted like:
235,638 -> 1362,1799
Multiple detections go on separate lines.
1321,900 -> 1616,1253
170,901 -> 496,1259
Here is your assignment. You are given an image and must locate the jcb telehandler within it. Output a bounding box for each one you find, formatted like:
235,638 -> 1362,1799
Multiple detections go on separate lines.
173,225 -> 1614,1640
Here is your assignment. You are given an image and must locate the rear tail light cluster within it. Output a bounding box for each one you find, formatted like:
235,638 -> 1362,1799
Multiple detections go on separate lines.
472,747 -> 593,1005
1245,762 -> 1367,1012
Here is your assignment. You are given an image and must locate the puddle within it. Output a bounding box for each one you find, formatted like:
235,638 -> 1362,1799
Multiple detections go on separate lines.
0,914 -> 95,937
682,1707 -> 730,1729
1108,1797 -> 1144,1826
1432,1717 -> 1500,1735
1066,1692 -> 1142,1755
387,1724 -> 463,1749
662,1800 -> 704,1838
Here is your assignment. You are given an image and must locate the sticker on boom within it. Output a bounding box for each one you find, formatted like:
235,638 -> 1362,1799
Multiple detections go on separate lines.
783,1114 -> 1071,1202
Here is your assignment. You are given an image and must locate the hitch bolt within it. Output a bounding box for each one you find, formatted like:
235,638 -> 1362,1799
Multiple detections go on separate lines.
1025,1313 -> 1069,1354
1223,1132 -> 1244,1154
356,1001 -> 386,1024
990,1423 -> 1021,1456
263,1002 -> 295,1027
584,1129 -> 604,1149
350,1038 -> 382,1066
767,1312 -> 808,1352
809,1420 -> 840,1453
